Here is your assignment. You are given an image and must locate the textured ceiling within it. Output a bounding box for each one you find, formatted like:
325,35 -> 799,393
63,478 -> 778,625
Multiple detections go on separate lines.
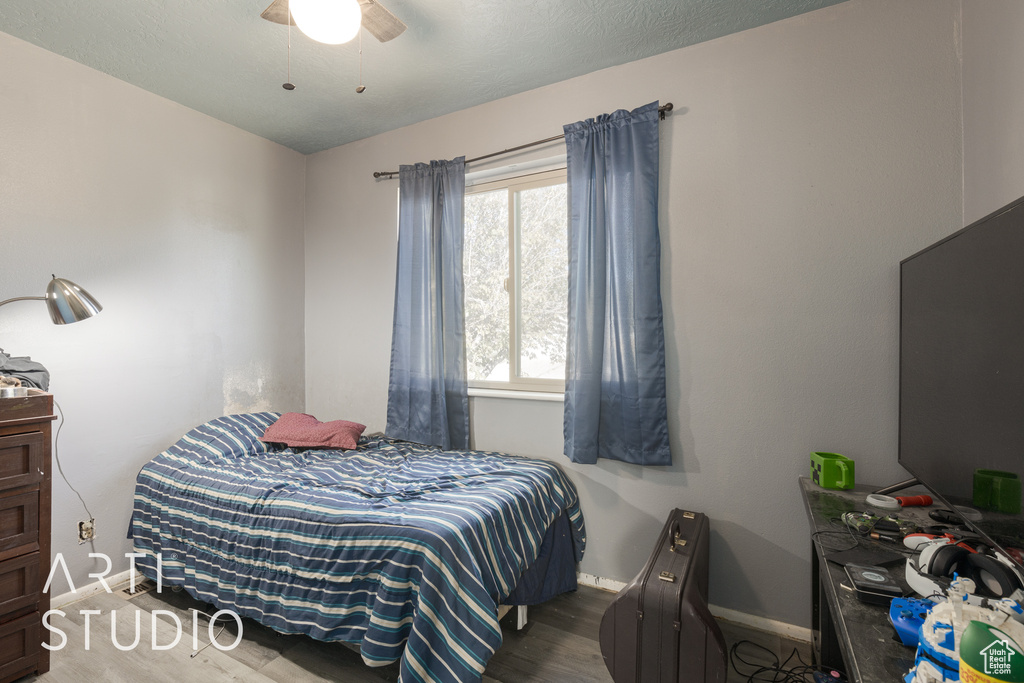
0,0 -> 847,154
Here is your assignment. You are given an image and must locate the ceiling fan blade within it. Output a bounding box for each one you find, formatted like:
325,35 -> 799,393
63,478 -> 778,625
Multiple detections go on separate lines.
261,0 -> 406,42
359,0 -> 407,42
261,0 -> 294,26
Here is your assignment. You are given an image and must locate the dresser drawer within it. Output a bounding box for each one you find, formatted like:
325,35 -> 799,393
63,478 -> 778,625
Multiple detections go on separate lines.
0,433 -> 44,490
0,612 -> 39,681
0,494 -> 38,558
0,554 -> 39,621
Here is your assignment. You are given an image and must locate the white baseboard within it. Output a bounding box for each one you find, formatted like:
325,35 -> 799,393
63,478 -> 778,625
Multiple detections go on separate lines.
50,569 -> 135,610
709,604 -> 812,643
577,572 -> 811,644
577,572 -> 627,593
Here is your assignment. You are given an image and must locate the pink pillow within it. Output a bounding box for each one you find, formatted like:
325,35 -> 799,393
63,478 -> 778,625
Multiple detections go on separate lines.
260,413 -> 366,450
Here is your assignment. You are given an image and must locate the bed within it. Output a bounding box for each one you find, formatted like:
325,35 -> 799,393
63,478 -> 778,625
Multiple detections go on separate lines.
128,412 -> 586,683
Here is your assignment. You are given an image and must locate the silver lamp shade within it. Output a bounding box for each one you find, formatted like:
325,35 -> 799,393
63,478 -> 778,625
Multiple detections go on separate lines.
44,277 -> 102,325
0,276 -> 102,325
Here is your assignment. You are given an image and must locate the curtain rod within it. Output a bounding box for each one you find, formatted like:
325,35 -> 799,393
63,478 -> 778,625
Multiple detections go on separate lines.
371,102 -> 673,179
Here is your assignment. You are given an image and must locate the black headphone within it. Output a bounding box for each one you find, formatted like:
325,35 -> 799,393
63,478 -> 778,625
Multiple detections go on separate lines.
924,543 -> 1023,599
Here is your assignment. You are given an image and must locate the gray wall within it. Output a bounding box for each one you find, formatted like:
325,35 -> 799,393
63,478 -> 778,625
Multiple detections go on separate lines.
304,0 -> 963,627
963,1 -> 1024,224
0,32 -> 307,595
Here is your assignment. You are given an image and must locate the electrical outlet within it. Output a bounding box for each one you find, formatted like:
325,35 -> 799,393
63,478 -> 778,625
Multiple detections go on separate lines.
78,519 -> 95,544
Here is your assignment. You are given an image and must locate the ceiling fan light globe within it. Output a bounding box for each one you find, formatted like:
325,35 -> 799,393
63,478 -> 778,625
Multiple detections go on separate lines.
290,0 -> 362,45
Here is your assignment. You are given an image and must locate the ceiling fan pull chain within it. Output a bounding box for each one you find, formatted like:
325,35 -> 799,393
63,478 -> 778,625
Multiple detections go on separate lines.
283,1 -> 296,90
356,28 -> 366,93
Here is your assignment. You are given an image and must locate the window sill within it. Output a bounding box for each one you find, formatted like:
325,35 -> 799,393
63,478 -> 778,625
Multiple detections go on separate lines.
468,387 -> 564,402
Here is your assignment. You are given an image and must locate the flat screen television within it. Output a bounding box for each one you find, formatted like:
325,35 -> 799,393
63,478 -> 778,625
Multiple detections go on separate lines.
899,195 -> 1024,572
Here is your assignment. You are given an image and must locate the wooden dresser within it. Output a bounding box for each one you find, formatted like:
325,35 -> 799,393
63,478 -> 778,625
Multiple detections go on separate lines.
0,392 -> 53,681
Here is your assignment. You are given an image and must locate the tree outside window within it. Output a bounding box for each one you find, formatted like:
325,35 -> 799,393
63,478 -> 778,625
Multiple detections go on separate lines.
464,169 -> 567,392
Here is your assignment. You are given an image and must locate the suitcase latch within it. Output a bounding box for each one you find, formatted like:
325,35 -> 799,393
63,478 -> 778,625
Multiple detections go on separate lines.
683,511 -> 696,519
658,571 -> 676,583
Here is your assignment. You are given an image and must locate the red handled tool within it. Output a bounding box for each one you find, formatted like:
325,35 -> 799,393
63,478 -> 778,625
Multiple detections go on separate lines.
896,495 -> 932,507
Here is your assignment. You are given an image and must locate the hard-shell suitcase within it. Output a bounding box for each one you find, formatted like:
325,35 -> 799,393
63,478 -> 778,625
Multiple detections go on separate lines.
599,509 -> 727,683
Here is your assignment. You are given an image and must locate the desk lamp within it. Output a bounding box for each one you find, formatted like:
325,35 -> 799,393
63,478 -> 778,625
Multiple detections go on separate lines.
0,276 -> 102,324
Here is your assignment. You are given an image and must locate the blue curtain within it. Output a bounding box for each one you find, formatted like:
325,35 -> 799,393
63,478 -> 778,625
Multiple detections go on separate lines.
563,102 -> 671,466
386,157 -> 469,450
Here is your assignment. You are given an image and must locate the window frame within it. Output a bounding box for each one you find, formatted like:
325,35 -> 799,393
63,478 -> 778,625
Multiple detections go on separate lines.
465,167 -> 568,394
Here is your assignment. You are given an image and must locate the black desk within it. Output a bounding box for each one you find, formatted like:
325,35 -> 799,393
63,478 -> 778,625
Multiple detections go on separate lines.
800,477 -> 933,682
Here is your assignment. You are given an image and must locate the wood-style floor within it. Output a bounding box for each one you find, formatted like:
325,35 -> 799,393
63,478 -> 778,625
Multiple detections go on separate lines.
26,582 -> 811,682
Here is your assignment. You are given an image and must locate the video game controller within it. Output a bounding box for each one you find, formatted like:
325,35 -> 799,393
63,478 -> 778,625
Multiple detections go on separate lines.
889,597 -> 934,647
842,511 -> 918,537
903,530 -> 982,550
904,533 -> 936,550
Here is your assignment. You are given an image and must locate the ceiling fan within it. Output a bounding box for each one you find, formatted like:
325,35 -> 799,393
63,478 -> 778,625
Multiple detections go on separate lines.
261,0 -> 407,44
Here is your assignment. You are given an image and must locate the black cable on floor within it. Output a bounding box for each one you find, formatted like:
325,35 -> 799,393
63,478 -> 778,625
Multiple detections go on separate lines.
729,639 -> 847,682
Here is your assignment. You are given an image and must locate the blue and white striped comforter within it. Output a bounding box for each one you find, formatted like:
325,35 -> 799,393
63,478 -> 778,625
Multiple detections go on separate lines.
129,413 -> 586,682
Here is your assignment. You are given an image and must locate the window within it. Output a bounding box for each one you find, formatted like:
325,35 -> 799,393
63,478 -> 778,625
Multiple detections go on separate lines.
464,168 -> 568,393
